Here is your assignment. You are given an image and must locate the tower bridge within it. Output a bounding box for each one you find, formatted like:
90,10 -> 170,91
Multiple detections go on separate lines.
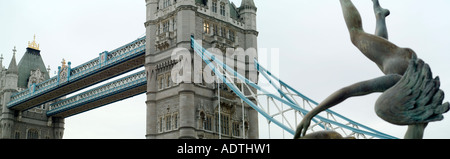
0,0 -> 395,139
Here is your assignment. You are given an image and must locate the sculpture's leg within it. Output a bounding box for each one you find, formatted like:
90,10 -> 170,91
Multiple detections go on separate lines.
404,123 -> 428,139
339,0 -> 402,70
294,74 -> 402,138
373,0 -> 390,39
339,0 -> 364,36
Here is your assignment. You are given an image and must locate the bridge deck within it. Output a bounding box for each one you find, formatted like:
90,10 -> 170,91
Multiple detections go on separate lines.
47,70 -> 147,118
7,37 -> 146,111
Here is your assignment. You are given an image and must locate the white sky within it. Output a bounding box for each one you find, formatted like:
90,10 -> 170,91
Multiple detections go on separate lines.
1,0 -> 449,139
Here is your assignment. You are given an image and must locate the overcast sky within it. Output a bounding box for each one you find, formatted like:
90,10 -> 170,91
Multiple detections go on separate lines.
1,0 -> 449,139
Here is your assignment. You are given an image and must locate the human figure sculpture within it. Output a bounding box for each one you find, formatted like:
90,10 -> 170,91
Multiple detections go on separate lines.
294,0 -> 450,139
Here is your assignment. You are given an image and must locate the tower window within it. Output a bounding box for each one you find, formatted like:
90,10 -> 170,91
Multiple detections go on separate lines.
205,116 -> 212,131
159,117 -> 163,132
201,112 -> 212,131
212,0 -> 217,13
166,115 -> 172,131
158,75 -> 164,90
229,30 -> 235,42
203,22 -> 210,34
215,113 -> 230,135
163,0 -> 171,8
165,73 -> 172,88
173,113 -> 178,129
27,129 -> 39,139
163,21 -> 169,33
15,131 -> 21,139
219,27 -> 225,37
220,3 -> 226,16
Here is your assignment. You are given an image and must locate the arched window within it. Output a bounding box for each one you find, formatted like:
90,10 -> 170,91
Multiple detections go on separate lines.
165,115 -> 172,131
212,0 -> 218,13
159,117 -> 163,132
163,0 -> 171,8
15,131 -> 21,139
215,113 -> 230,135
203,22 -> 210,34
220,2 -> 226,16
158,75 -> 164,90
27,129 -> 39,139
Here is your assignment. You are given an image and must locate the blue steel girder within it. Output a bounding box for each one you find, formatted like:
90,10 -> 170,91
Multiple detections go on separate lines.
47,70 -> 147,118
254,60 -> 397,139
7,37 -> 146,111
190,36 -> 397,139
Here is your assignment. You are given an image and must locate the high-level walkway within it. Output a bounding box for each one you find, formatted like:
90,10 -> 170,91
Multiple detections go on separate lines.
47,70 -> 147,117
7,37 -> 146,111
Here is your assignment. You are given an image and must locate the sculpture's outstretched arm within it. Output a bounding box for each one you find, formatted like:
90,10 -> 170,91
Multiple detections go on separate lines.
294,74 -> 402,138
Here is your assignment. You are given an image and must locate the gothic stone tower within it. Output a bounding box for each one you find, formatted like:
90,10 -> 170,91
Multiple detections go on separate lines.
145,0 -> 258,139
0,37 -> 65,139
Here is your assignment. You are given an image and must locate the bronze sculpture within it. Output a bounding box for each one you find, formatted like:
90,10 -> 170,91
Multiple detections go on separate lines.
294,0 -> 450,139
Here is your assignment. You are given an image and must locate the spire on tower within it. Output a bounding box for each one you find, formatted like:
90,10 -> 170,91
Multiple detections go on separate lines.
12,46 -> 17,55
240,0 -> 256,10
6,46 -> 18,75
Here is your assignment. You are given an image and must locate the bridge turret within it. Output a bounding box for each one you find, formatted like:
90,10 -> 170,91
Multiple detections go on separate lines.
5,47 -> 18,90
1,47 -> 18,139
239,0 -> 259,138
238,0 -> 258,51
144,0 -> 259,139
6,47 -> 18,75
239,0 -> 257,31
145,0 -> 158,21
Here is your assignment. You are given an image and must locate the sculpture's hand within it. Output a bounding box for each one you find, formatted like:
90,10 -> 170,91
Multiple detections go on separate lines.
294,114 -> 313,139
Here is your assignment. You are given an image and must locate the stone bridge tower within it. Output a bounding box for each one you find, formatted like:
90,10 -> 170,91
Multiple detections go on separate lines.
144,0 -> 258,139
0,37 -> 65,139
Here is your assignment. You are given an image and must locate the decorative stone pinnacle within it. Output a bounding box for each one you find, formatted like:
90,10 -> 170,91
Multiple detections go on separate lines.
12,46 -> 17,55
